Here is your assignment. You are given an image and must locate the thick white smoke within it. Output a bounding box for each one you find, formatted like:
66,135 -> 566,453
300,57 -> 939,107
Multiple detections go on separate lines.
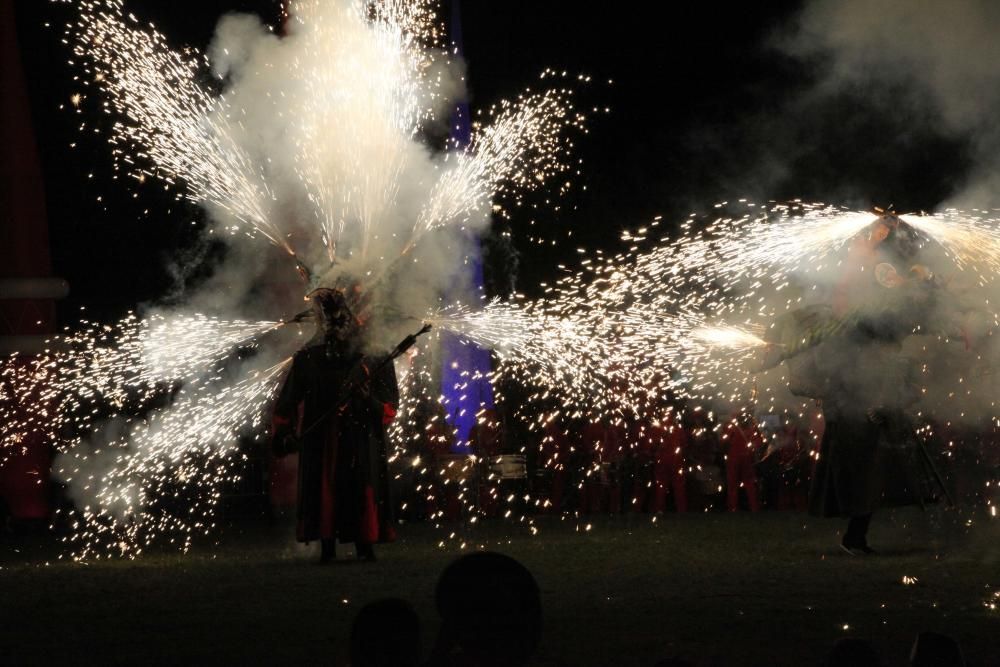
175,2 -> 477,337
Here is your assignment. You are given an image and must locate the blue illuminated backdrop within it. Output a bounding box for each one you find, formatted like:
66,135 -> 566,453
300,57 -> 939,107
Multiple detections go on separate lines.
439,0 -> 495,449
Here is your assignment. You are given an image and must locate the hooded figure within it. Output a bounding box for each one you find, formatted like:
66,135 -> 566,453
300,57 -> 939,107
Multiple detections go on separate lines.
271,287 -> 399,562
761,214 -> 946,553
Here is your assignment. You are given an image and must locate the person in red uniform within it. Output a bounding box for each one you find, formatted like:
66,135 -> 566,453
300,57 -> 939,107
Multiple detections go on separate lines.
271,287 -> 399,563
722,411 -> 763,512
540,415 -> 571,514
414,399 -> 455,521
470,407 -> 505,518
648,410 -> 689,513
580,419 -> 607,514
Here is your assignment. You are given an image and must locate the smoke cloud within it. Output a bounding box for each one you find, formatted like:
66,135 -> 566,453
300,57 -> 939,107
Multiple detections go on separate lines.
131,0 -> 483,361
199,4 -> 475,350
779,0 -> 1000,207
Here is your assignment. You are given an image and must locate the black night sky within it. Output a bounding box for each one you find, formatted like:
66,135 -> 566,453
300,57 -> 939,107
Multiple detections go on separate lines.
12,1 -> 971,323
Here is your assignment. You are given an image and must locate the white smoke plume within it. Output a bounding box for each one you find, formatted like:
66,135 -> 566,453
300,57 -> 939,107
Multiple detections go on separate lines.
187,1 -> 475,337
779,0 -> 1000,207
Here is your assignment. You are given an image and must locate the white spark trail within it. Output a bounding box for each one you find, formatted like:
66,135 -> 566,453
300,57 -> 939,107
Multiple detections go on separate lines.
69,0 -> 289,252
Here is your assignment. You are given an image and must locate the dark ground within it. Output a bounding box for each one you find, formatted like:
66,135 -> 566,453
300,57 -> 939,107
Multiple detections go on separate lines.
2,509 -> 999,667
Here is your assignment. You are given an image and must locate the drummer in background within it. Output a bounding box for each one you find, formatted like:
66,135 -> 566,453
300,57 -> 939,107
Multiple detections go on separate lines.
539,413 -> 572,514
470,407 -> 504,517
414,399 -> 455,521
721,410 -> 763,512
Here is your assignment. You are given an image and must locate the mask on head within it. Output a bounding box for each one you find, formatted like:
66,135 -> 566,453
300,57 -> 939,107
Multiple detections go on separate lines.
307,288 -> 355,342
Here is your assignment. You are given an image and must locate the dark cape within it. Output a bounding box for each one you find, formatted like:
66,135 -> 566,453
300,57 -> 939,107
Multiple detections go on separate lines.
272,339 -> 399,544
808,397 -> 937,518
765,285 -> 943,518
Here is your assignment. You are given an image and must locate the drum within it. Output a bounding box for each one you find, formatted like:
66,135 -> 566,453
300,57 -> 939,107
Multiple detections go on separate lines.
488,454 -> 527,480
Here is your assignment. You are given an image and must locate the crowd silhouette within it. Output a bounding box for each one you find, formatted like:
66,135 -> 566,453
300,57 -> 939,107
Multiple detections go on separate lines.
345,552 -> 970,667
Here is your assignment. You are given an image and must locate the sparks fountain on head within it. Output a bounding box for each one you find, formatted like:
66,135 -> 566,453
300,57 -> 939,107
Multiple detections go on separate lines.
0,0 -> 588,559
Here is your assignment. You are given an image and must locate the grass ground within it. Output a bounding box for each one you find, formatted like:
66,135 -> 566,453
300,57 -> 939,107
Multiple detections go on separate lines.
2,508 -> 999,666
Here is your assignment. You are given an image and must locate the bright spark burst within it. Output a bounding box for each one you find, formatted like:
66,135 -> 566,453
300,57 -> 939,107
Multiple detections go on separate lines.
68,0 -> 585,267
690,325 -> 768,351
432,202 -> 1000,425
66,0 -> 288,251
431,203 -> 883,414
411,84 -> 585,252
1,314 -> 284,558
902,210 -> 1000,285
57,357 -> 289,560
12,0 -> 587,557
291,0 -> 446,260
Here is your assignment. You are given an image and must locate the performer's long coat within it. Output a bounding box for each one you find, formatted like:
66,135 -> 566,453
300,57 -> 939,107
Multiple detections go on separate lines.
808,400 -> 884,517
273,342 -> 399,544
791,227 -> 943,518
808,399 -> 937,517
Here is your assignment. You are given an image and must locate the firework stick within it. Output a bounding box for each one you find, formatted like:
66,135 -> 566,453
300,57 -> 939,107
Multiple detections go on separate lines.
296,323 -> 432,440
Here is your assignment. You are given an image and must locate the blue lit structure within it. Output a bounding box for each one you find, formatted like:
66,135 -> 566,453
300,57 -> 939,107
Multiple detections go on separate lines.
439,0 -> 495,448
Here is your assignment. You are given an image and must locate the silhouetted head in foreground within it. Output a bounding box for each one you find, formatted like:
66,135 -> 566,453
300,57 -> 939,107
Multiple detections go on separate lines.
910,631 -> 965,667
349,598 -> 421,667
429,552 -> 542,667
824,637 -> 881,667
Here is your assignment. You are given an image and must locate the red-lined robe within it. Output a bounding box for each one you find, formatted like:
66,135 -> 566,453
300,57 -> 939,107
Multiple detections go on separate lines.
272,341 -> 399,544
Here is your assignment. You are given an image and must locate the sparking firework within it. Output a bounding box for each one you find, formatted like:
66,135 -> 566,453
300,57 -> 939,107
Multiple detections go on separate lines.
3,0 -> 589,557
